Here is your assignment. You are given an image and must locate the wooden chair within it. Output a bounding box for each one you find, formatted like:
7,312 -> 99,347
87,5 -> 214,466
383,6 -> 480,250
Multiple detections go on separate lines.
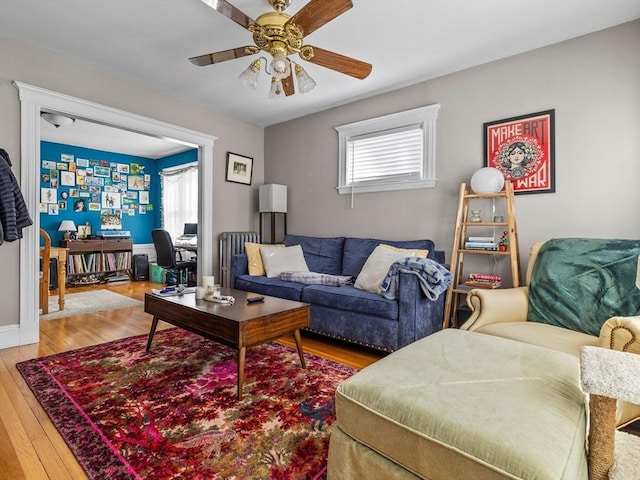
40,228 -> 51,314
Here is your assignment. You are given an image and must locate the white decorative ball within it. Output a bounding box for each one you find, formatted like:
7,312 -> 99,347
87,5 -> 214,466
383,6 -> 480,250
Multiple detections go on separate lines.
470,167 -> 505,193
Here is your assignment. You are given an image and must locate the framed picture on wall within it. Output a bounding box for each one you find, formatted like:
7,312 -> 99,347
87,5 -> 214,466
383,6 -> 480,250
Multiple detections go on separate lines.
225,152 -> 253,185
77,224 -> 92,239
483,109 -> 555,195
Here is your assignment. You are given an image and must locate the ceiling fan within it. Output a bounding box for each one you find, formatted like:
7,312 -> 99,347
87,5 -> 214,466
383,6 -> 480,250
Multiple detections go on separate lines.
189,0 -> 372,98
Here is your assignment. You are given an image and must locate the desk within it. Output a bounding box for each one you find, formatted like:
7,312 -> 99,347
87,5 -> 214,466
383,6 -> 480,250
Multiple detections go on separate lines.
46,247 -> 69,311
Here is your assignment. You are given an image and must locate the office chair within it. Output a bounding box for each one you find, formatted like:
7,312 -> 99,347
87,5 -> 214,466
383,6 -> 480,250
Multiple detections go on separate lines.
152,228 -> 197,286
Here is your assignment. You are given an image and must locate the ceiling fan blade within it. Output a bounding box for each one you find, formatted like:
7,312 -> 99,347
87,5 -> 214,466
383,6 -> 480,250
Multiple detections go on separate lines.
286,0 -> 352,37
281,73 -> 295,96
199,0 -> 256,30
305,46 -> 372,80
189,47 -> 254,66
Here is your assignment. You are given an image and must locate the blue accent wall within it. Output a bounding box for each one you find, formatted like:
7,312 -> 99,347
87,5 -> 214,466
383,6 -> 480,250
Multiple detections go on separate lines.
40,142 -> 196,246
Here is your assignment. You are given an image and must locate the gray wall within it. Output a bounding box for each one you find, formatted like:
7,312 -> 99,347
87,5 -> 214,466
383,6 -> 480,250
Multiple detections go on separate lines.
0,36 -> 265,327
265,21 -> 640,281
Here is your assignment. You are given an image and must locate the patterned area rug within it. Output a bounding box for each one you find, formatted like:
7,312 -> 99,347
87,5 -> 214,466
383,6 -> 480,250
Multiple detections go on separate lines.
41,290 -> 142,320
17,328 -> 356,479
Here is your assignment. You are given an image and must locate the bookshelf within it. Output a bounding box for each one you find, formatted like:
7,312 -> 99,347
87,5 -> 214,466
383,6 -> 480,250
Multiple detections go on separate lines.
60,239 -> 133,286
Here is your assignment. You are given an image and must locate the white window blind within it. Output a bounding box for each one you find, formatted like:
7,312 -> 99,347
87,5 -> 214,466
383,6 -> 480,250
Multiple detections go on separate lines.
347,125 -> 423,186
336,104 -> 440,195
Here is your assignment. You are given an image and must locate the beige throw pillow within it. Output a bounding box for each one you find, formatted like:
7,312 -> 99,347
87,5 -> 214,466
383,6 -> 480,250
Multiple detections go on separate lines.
260,245 -> 310,278
245,242 -> 284,276
354,245 -> 417,294
380,244 -> 429,258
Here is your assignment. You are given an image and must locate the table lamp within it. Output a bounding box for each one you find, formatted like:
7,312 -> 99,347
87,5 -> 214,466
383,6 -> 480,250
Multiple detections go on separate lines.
259,184 -> 287,244
58,220 -> 77,240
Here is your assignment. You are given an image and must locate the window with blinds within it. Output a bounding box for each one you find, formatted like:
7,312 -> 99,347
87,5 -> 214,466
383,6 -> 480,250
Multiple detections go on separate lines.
336,104 -> 440,194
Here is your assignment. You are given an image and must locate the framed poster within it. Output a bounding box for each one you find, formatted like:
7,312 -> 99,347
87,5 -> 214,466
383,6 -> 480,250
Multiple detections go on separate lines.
483,109 -> 555,195
225,152 -> 253,185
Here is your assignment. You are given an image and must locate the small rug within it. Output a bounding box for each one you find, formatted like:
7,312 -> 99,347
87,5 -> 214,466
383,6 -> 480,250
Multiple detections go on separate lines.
41,290 -> 143,320
17,328 -> 356,479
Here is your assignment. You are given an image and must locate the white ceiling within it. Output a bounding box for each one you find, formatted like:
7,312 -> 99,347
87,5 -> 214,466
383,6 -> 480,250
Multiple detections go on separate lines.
3,0 -> 639,156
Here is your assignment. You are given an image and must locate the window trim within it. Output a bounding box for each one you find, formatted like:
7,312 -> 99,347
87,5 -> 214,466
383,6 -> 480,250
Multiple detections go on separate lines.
335,104 -> 440,194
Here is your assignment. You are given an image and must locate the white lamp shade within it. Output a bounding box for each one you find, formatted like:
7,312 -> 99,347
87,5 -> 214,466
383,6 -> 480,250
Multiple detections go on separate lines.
259,184 -> 287,213
58,220 -> 77,232
470,167 -> 505,193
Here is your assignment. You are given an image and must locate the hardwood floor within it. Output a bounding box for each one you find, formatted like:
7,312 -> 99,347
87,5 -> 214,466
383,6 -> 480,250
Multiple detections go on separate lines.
0,280 -> 384,479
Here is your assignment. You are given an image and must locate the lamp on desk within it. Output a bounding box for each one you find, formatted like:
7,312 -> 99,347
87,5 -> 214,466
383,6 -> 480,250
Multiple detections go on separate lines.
58,220 -> 77,240
259,184 -> 287,244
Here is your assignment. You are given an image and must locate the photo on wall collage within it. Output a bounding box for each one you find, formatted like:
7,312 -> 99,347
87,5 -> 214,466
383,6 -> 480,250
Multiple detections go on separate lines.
40,153 -> 154,230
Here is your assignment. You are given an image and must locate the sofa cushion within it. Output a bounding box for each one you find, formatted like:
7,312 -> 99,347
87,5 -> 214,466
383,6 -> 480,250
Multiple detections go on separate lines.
475,321 -> 600,357
380,243 -> 429,258
354,245 -> 419,294
234,274 -> 305,301
283,235 -> 345,275
342,238 -> 434,278
301,285 -> 398,320
244,242 -> 283,276
260,245 -> 309,278
335,329 -> 587,480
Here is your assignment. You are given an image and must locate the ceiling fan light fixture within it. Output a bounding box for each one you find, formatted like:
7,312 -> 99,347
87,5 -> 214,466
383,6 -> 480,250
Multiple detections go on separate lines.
294,63 -> 316,94
269,52 -> 291,79
268,77 -> 286,99
239,58 -> 262,89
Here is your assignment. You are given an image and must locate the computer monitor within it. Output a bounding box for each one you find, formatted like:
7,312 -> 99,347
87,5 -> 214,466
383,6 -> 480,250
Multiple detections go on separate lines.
183,223 -> 197,235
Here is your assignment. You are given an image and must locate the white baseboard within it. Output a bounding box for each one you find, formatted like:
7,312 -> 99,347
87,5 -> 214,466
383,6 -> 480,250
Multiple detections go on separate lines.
132,243 -> 157,263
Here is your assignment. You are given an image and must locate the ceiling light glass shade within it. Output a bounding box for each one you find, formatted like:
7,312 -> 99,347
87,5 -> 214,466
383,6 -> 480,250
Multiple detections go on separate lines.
238,59 -> 261,89
294,64 -> 316,94
269,52 -> 291,79
41,112 -> 75,128
268,77 -> 286,99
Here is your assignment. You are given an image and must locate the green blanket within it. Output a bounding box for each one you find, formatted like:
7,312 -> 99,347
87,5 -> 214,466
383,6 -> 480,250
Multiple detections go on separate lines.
528,238 -> 640,336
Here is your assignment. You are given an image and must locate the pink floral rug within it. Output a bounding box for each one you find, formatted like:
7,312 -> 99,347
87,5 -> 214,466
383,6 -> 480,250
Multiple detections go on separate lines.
17,328 -> 356,479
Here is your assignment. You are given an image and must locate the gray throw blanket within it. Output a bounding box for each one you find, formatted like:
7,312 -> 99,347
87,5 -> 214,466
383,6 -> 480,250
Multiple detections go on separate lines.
280,271 -> 353,287
380,257 -> 452,300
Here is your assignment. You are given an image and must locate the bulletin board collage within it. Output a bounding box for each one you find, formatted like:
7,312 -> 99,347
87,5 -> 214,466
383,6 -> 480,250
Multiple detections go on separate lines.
40,152 -> 153,231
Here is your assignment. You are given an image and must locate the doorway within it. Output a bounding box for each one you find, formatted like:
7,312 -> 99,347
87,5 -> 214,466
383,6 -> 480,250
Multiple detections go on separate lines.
14,81 -> 216,348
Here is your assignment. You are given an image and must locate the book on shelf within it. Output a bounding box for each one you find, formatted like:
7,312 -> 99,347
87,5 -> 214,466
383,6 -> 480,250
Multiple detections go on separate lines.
469,273 -> 502,282
463,280 -> 501,289
463,273 -> 502,288
468,236 -> 494,243
464,242 -> 498,250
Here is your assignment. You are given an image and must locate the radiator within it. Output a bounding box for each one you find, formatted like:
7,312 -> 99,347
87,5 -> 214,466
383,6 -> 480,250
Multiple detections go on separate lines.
219,231 -> 260,287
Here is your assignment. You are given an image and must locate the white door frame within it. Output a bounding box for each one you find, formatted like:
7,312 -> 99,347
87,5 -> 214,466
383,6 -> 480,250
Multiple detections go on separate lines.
7,81 -> 216,348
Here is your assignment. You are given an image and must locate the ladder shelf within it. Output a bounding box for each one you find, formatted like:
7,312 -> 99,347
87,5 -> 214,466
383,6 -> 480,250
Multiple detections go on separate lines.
443,180 -> 520,328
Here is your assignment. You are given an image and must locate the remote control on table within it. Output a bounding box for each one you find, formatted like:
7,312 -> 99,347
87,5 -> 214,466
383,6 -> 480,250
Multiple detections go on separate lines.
247,296 -> 264,304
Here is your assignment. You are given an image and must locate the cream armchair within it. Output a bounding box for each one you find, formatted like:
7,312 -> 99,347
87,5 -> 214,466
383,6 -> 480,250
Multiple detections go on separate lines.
460,241 -> 640,426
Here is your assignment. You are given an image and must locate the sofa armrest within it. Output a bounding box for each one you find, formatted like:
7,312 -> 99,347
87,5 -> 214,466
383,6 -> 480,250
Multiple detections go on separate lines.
396,271 -> 446,347
599,315 -> 640,354
229,254 -> 248,289
459,286 -> 530,331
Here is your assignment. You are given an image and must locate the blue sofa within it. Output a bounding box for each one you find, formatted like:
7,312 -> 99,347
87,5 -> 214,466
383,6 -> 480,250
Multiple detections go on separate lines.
230,234 -> 447,352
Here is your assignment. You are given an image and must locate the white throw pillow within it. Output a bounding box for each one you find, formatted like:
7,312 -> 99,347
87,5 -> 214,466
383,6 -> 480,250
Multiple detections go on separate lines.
260,245 -> 310,278
354,245 -> 414,294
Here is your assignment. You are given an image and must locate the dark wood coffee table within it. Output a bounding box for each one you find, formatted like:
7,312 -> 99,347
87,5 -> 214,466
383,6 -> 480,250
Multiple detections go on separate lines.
144,288 -> 310,400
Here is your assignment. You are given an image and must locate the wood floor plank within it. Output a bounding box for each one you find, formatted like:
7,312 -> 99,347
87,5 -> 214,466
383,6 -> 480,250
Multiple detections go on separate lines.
0,280 -> 384,478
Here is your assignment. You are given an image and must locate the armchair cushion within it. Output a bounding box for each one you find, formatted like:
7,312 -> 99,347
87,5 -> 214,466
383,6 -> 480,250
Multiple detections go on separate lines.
528,238 -> 640,336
